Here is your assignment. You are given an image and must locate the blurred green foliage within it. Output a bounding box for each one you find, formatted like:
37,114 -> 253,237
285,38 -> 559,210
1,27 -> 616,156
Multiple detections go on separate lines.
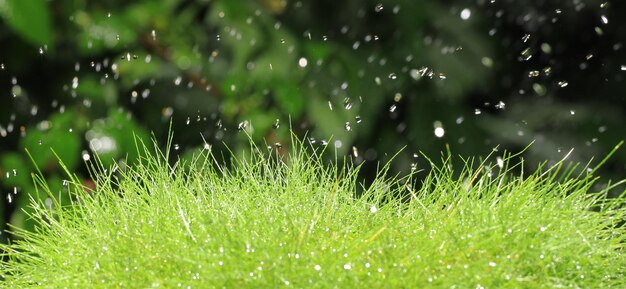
1,0 -> 625,241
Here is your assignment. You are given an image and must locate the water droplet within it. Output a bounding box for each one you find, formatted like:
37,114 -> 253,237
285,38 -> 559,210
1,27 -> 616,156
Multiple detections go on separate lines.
488,261 -> 497,267
601,15 -> 608,24
528,70 -> 540,77
474,109 -> 482,115
369,205 -> 377,213
374,4 -> 383,12
352,146 -> 359,157
343,264 -> 352,270
151,30 -> 156,40
433,125 -> 445,138
298,57 -> 308,68
355,115 -> 362,123
388,73 -> 397,80
558,81 -> 568,87
273,119 -> 280,129
82,151 -> 90,161
389,104 -> 397,112
314,265 -> 321,271
620,65 -> 626,71
173,144 -> 180,150
496,157 -> 504,168
328,101 -> 333,110
460,8 -> 471,20
522,34 -> 531,43
344,122 -> 352,131
495,101 -> 506,109
275,142 -> 283,148
174,76 -> 182,86
237,121 -> 248,131
520,48 -> 533,61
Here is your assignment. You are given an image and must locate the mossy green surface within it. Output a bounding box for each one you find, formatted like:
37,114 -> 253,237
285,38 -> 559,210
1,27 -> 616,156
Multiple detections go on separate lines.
1,139 -> 625,288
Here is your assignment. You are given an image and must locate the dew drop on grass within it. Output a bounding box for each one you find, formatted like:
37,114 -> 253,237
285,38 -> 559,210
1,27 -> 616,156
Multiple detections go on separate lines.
370,205 -> 377,213
314,265 -> 321,271
496,157 -> 504,168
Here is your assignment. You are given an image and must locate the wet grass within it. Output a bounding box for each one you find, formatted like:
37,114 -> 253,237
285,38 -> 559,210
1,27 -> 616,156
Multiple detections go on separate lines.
1,137 -> 625,288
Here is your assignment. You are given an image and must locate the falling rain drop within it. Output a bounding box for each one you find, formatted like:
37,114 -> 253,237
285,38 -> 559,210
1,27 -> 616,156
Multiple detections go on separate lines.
433,121 -> 445,138
460,8 -> 471,20
601,15 -> 608,24
352,146 -> 358,157
374,4 -> 383,12
389,104 -> 397,112
344,122 -> 352,131
558,81 -> 568,87
298,57 -> 308,68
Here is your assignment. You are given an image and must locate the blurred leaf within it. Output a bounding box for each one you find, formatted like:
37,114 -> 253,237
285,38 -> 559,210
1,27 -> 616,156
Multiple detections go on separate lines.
273,82 -> 305,118
21,112 -> 82,172
0,0 -> 53,46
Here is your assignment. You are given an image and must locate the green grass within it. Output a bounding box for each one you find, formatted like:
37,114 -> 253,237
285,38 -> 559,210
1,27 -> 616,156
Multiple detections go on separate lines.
1,137 -> 625,288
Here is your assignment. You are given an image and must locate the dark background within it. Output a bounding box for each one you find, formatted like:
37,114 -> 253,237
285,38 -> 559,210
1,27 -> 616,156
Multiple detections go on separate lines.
1,0 -> 625,241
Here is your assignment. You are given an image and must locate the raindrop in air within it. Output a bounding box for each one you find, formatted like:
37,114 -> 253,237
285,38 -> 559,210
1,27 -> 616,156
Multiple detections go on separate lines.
374,4 -> 383,12
298,57 -> 308,68
460,8 -> 471,20
433,121 -> 445,138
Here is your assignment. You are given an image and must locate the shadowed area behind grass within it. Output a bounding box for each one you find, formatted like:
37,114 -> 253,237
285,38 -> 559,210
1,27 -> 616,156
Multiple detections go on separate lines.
0,137 -> 625,288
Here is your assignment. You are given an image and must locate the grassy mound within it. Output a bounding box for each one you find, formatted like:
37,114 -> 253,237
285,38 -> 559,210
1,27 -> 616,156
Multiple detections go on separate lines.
1,139 -> 625,288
